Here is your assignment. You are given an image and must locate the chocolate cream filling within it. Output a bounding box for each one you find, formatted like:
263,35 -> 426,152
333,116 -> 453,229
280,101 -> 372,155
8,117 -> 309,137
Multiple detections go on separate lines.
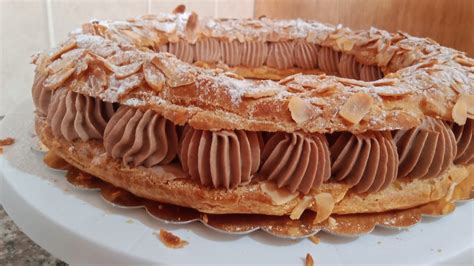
179,126 -> 262,189
103,106 -> 179,167
43,98 -> 465,194
159,38 -> 385,81
47,89 -> 115,141
451,119 -> 474,164
329,132 -> 398,193
260,132 -> 331,194
394,117 -> 457,179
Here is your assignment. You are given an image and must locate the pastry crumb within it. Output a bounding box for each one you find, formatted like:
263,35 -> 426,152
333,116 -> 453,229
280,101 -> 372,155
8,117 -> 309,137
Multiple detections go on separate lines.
377,241 -> 382,245
126,219 -> 134,224
0,137 -> 15,154
0,137 -> 15,146
305,253 -> 314,266
155,229 -> 188,249
308,235 -> 320,245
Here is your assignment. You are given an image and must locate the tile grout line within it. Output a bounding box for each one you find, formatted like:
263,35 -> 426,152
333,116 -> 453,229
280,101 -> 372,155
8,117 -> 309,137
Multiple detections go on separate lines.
45,0 -> 56,48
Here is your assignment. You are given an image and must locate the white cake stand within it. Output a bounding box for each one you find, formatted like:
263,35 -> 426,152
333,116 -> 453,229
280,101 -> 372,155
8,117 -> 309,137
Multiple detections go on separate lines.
1,99 -> 473,265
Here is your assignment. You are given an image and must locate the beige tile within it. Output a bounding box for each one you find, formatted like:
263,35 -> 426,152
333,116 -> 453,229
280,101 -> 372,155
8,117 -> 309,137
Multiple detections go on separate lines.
0,0 -> 50,115
50,0 -> 148,44
216,0 -> 254,18
150,0 -> 217,17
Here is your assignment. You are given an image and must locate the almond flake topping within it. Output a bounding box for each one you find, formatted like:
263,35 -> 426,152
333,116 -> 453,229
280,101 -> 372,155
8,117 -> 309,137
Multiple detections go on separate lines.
290,196 -> 313,220
288,96 -> 313,125
313,193 -> 335,224
260,182 -> 299,205
452,94 -> 474,125
339,93 -> 373,124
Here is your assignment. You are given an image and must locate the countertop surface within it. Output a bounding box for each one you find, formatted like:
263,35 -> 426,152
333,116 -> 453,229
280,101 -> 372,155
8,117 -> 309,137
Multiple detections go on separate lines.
0,205 -> 66,266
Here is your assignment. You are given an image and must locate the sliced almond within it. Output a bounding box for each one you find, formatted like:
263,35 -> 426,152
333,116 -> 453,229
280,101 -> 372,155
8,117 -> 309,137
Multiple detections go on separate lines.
243,86 -> 279,99
452,96 -> 470,125
371,78 -> 397,87
50,38 -> 77,61
336,37 -> 354,51
337,77 -> 371,87
260,182 -> 299,205
313,193 -> 335,224
290,196 -> 313,220
278,73 -> 300,85
43,67 -> 75,90
113,62 -> 143,79
288,96 -> 312,125
224,72 -> 244,80
339,93 -> 373,124
459,94 -> 474,114
185,12 -> 198,41
455,57 -> 474,67
172,4 -> 186,14
144,62 -> 166,92
308,235 -> 320,245
305,253 -> 315,266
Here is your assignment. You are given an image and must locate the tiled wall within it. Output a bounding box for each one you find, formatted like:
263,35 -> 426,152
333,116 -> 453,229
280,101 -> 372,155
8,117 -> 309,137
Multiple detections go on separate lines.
0,0 -> 255,115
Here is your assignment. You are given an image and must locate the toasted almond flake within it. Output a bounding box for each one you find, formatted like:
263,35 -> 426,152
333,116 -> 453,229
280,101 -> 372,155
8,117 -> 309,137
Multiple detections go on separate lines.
0,137 -> 15,146
288,96 -> 312,125
310,98 -> 326,106
278,73 -> 300,85
336,37 -> 354,51
290,196 -> 313,220
113,62 -> 143,79
173,4 -> 186,14
305,253 -> 314,266
156,229 -> 188,249
260,182 -> 299,205
223,72 -> 244,80
452,98 -> 468,125
243,87 -> 279,99
50,39 -> 77,61
44,67 -> 75,90
327,217 -> 337,227
35,53 -> 51,75
455,57 -> 474,67
308,235 -> 320,245
416,59 -> 438,69
151,56 -> 195,87
185,12 -> 198,39
202,214 -> 209,224
144,62 -> 165,91
339,93 -> 373,124
372,78 -> 397,87
459,94 -> 474,114
337,77 -> 371,87
313,193 -> 335,224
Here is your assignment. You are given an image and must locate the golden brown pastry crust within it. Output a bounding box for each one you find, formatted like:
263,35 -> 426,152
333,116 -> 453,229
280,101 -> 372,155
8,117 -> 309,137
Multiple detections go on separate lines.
31,13 -> 474,134
36,117 -> 471,216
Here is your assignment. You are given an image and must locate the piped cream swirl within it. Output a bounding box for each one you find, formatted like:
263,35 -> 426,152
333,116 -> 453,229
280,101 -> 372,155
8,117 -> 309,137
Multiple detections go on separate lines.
360,64 -> 384,81
32,73 -> 52,116
260,132 -> 331,194
194,38 -> 221,63
293,39 -> 319,69
266,41 -> 295,69
241,41 -> 269,67
394,118 -> 457,179
451,119 -> 474,165
220,40 -> 242,66
47,89 -> 115,142
338,54 -> 361,79
168,39 -> 194,63
179,126 -> 262,189
330,132 -> 398,193
103,106 -> 179,167
317,46 -> 341,74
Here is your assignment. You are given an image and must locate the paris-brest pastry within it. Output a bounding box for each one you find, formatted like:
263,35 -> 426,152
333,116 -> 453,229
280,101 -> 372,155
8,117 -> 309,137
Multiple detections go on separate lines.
32,6 -> 474,223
